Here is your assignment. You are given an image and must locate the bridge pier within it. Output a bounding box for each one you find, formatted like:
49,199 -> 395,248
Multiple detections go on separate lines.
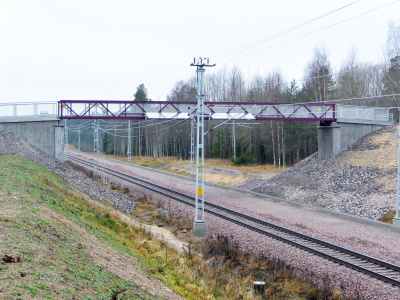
0,117 -> 65,162
318,120 -> 392,159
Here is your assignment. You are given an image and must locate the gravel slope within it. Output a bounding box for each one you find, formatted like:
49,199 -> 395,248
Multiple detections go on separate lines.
240,125 -> 399,220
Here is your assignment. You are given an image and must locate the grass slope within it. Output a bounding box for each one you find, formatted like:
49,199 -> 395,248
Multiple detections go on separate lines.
0,155 -> 168,299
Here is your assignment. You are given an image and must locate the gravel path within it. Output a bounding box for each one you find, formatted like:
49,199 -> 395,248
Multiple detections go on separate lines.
70,150 -> 400,299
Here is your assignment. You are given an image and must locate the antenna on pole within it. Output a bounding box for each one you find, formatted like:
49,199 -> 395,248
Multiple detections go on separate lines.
191,57 -> 215,236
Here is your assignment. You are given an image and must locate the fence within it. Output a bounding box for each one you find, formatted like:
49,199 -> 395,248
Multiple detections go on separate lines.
0,102 -> 58,118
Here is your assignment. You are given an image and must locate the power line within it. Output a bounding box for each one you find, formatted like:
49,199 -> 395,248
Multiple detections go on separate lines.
317,93 -> 400,104
99,118 -> 190,138
212,0 -> 362,60
101,118 -> 178,131
219,0 -> 400,65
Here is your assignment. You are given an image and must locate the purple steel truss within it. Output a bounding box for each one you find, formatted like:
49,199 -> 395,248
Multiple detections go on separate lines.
59,100 -> 336,122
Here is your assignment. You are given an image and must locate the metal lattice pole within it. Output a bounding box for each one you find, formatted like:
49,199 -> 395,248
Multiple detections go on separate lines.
190,117 -> 195,178
78,125 -> 81,151
195,65 -> 205,223
93,120 -> 100,177
191,58 -> 215,235
395,120 -> 400,224
128,120 -> 132,163
232,119 -> 236,161
64,120 -> 68,161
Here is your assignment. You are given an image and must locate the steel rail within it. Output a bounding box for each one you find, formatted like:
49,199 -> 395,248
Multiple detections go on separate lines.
67,154 -> 400,287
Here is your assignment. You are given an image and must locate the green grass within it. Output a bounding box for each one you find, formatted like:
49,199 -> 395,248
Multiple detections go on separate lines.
0,155 -> 163,299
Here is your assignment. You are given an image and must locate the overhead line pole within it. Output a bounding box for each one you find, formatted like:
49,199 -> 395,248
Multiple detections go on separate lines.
191,57 -> 215,236
93,120 -> 100,177
128,120 -> 132,163
190,117 -> 196,178
78,125 -> 81,151
64,120 -> 68,162
395,117 -> 400,227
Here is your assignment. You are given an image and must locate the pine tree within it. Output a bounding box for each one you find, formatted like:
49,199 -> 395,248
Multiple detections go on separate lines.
134,84 -> 148,101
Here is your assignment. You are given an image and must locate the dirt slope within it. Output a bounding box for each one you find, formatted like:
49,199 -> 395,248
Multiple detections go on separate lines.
240,125 -> 399,220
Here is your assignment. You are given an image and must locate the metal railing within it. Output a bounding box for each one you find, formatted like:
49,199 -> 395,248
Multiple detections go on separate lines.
0,101 -> 58,118
336,105 -> 392,122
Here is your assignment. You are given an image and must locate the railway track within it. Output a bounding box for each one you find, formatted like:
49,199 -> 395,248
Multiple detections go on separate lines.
68,154 -> 400,287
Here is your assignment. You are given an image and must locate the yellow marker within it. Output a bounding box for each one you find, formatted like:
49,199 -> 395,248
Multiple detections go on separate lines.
197,188 -> 203,196
198,165 -> 203,168
318,108 -> 321,111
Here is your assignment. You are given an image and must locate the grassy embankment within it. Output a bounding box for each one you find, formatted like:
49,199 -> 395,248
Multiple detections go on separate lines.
0,155 -> 339,299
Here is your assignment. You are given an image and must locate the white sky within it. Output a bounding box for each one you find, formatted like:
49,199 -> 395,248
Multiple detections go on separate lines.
0,0 -> 399,103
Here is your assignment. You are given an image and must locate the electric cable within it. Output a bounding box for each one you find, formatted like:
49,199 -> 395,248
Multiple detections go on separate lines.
219,0 -> 400,65
212,0 -> 363,60
99,118 -> 190,138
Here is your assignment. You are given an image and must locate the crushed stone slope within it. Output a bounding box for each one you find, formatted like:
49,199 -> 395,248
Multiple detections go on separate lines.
0,129 -> 135,213
240,125 -> 398,220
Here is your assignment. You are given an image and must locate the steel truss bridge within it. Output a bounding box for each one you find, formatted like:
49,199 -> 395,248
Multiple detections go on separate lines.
59,100 -> 337,121
57,100 -> 393,123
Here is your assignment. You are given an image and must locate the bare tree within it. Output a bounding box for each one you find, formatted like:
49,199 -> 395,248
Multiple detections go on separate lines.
335,47 -> 377,102
303,46 -> 335,102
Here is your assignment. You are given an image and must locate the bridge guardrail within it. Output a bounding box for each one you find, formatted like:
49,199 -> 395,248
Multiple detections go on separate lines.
0,102 -> 58,118
336,105 -> 392,122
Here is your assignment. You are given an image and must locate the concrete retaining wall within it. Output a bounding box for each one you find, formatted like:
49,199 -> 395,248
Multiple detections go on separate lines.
318,121 -> 390,159
0,117 -> 65,162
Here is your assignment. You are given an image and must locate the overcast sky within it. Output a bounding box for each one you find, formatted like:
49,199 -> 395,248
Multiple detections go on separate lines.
0,0 -> 399,103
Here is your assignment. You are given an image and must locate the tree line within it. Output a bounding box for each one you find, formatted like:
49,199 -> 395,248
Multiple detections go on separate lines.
68,22 -> 400,168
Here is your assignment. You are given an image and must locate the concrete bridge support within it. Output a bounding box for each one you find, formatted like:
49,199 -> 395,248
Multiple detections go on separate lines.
318,120 -> 391,159
0,117 -> 65,162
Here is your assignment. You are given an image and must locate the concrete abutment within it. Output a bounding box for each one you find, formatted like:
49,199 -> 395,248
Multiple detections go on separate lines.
0,117 -> 65,162
318,120 -> 393,159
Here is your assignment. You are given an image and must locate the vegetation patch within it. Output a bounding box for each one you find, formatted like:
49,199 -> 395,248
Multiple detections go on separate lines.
133,196 -> 345,300
379,210 -> 395,223
0,155 -> 162,299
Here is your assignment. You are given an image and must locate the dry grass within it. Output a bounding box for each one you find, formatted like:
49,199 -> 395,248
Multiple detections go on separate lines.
204,158 -> 285,173
132,197 -> 338,300
96,153 -> 285,174
339,131 -> 398,169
